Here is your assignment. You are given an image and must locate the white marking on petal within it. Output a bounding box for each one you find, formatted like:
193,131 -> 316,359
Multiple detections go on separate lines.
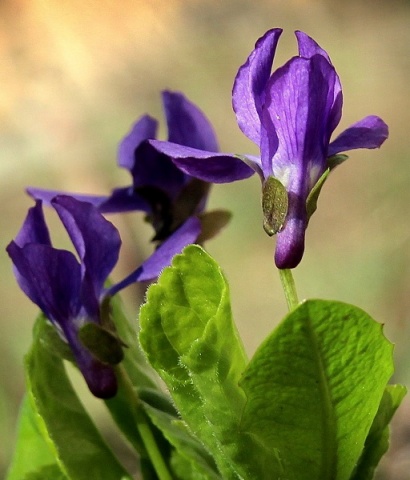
308,164 -> 322,190
272,165 -> 292,188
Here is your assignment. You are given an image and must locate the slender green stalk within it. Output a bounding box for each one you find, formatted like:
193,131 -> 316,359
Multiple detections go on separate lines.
115,365 -> 173,480
278,268 -> 299,311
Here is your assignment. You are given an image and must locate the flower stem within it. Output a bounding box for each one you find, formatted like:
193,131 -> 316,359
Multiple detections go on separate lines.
278,268 -> 299,311
115,365 -> 173,480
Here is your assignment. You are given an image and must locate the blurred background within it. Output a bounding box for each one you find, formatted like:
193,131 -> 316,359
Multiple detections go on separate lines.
1,0 -> 410,478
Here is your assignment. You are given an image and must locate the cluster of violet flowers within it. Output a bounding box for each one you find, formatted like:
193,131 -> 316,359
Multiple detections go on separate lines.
7,28 -> 388,399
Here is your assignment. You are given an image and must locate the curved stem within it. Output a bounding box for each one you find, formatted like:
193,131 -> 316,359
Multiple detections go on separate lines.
115,365 -> 173,480
278,268 -> 299,311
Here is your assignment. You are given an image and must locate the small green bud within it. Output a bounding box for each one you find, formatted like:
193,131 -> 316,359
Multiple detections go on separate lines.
262,176 -> 288,236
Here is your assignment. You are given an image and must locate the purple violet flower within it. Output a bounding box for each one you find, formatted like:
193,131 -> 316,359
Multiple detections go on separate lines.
28,91 -> 238,244
7,197 -> 200,398
149,29 -> 389,269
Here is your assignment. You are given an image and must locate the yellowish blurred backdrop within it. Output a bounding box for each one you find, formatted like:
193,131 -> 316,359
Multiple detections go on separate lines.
1,0 -> 410,477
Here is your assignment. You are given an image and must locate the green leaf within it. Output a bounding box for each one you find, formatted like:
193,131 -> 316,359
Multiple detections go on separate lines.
104,294 -> 187,479
262,176 -> 288,236
239,299 -> 394,480
138,387 -> 179,416
139,247 -> 396,480
104,293 -> 195,479
24,316 -> 132,480
139,245 -> 249,479
34,314 -> 73,361
6,395 -> 66,480
350,384 -> 407,480
143,404 -> 221,480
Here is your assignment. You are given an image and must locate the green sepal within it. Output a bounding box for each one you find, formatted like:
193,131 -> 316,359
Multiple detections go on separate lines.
306,168 -> 330,221
197,209 -> 232,244
305,153 -> 348,221
172,178 -> 211,232
137,178 -> 211,242
262,176 -> 288,236
328,153 -> 349,170
78,322 -> 126,365
78,294 -> 128,366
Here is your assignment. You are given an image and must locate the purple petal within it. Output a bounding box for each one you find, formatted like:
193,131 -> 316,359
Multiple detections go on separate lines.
328,115 -> 389,157
97,187 -> 151,213
118,115 -> 158,171
6,242 -> 82,324
328,91 -> 343,138
295,30 -> 331,62
137,216 -> 201,281
232,28 -> 282,145
78,356 -> 117,398
295,31 -> 343,134
28,186 -> 151,214
163,91 -> 219,152
8,236 -> 117,398
262,55 -> 338,269
28,187 -> 113,209
262,55 -> 337,186
149,140 -> 255,183
274,207 -> 306,269
259,119 -> 279,182
108,216 -> 201,295
14,201 -> 52,247
131,142 -> 187,199
51,196 -> 121,296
